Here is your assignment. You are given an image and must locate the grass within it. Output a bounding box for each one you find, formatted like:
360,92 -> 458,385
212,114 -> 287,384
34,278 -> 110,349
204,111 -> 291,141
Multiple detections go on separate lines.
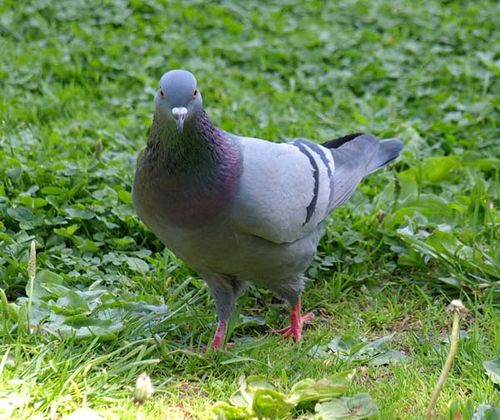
0,0 -> 499,418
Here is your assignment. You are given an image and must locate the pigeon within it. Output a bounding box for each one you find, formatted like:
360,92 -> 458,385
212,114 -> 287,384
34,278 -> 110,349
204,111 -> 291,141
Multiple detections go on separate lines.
133,69 -> 403,350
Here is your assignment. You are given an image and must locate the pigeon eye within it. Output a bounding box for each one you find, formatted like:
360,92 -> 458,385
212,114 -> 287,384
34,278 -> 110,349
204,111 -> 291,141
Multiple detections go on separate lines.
193,89 -> 198,97
160,89 -> 165,98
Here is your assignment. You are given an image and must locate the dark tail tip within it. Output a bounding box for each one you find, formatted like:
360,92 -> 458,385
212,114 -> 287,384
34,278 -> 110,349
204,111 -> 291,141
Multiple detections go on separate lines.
321,132 -> 364,149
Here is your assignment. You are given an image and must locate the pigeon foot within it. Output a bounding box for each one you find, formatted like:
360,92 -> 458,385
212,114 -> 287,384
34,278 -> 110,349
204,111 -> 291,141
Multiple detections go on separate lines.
277,300 -> 315,342
199,320 -> 229,352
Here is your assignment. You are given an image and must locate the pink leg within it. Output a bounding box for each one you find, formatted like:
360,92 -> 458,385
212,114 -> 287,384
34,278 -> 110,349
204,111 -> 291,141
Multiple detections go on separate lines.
199,320 -> 236,352
277,299 -> 315,342
210,320 -> 227,350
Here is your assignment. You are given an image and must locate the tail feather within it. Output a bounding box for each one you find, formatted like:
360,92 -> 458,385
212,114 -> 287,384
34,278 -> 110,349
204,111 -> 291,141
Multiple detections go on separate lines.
321,132 -> 364,149
323,133 -> 403,173
322,133 -> 403,212
367,138 -> 403,174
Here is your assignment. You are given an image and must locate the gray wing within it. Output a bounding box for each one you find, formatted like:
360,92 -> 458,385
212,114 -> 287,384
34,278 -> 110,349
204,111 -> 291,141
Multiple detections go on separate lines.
228,133 -> 402,244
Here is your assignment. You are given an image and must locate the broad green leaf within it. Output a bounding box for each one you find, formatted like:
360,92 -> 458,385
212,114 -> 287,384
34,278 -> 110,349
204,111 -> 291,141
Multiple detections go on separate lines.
420,156 -> 460,183
327,335 -> 362,356
237,315 -> 266,328
464,158 -> 500,171
54,291 -> 90,313
483,358 -> 500,384
472,404 -> 500,420
252,389 -> 294,419
31,270 -> 64,299
40,186 -> 66,195
76,239 -> 101,253
233,375 -> 273,408
211,402 -> 252,420
111,237 -> 135,249
54,224 -> 80,237
6,206 -> 32,222
6,206 -> 44,229
125,256 -> 149,274
387,194 -> 457,227
246,375 -> 275,390
17,195 -> 47,209
314,394 -> 378,419
118,189 -> 132,204
369,351 -> 406,366
65,207 -> 96,220
229,390 -> 248,408
438,277 -> 461,287
62,315 -> 118,329
319,334 -> 406,365
358,333 -> 395,353
288,372 -> 351,405
353,111 -> 369,125
426,230 -> 460,255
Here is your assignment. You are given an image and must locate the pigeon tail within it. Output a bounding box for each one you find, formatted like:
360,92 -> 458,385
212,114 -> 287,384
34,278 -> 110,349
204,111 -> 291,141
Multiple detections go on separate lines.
323,133 -> 403,212
367,138 -> 403,174
322,133 -> 402,174
321,132 -> 364,149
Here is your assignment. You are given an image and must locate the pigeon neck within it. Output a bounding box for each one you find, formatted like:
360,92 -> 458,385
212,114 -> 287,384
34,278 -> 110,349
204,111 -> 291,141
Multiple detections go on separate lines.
149,110 -> 229,175
139,110 -> 240,227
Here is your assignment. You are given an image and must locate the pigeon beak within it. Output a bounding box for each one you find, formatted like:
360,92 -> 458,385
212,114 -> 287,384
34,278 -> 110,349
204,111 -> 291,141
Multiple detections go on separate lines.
172,107 -> 188,134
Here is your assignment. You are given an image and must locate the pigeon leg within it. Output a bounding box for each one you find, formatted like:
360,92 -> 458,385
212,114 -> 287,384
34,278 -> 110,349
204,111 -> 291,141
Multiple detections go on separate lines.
277,299 -> 315,341
202,273 -> 244,351
210,319 -> 227,350
199,320 -> 230,352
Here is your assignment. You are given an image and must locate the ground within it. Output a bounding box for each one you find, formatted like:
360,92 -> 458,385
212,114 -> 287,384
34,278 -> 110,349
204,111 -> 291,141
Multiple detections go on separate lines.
0,0 -> 499,419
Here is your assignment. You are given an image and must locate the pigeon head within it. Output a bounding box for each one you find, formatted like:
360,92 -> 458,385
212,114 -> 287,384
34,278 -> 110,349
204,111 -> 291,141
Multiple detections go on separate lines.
155,69 -> 203,134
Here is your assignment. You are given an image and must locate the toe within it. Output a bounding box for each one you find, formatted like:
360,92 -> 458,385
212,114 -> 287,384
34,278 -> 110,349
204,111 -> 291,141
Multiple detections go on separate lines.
302,312 -> 315,322
277,326 -> 292,334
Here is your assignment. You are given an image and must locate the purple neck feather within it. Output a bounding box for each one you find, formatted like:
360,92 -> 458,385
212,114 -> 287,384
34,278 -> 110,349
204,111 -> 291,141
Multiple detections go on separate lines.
138,110 -> 240,227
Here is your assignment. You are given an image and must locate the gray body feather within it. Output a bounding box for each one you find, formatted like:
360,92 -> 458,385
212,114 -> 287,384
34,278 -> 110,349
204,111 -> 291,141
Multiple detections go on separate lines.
134,129 -> 402,324
133,70 -> 403,345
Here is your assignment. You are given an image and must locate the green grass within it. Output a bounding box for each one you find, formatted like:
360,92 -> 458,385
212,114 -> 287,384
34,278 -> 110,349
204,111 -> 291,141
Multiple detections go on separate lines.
0,0 -> 499,418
